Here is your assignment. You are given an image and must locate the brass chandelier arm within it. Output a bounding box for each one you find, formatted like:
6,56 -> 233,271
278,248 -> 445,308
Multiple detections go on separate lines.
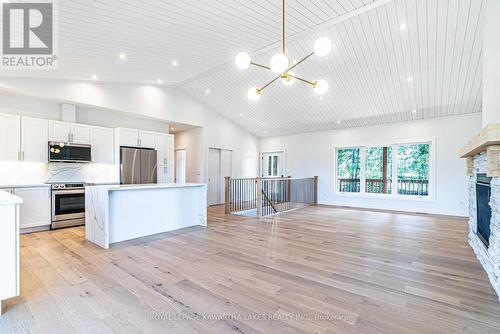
287,74 -> 316,86
282,0 -> 286,54
250,62 -> 271,70
286,51 -> 314,72
259,75 -> 281,93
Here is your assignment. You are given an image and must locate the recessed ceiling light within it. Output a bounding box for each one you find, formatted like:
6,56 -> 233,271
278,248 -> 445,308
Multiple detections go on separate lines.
171,127 -> 175,131
91,74 -> 97,81
337,120 -> 341,124
400,23 -> 407,31
239,113 -> 243,117
407,76 -> 413,82
319,96 -> 323,100
157,79 -> 163,84
171,60 -> 178,67
205,89 -> 211,94
412,109 -> 417,114
119,53 -> 126,60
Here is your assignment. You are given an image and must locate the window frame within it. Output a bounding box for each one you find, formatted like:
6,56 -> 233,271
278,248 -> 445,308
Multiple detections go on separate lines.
333,138 -> 436,202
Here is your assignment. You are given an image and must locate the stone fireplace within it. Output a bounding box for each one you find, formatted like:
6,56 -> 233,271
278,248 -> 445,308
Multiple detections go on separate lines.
461,123 -> 500,301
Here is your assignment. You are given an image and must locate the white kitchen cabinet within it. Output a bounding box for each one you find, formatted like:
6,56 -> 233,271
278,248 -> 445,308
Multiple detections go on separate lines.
48,120 -> 71,142
0,113 -> 21,161
0,192 -> 21,315
21,116 -> 48,163
116,128 -> 139,147
13,187 -> 51,230
71,123 -> 91,145
155,134 -> 174,183
49,120 -> 90,144
116,128 -> 156,149
158,165 -> 174,183
155,133 -> 174,166
138,131 -> 156,149
91,126 -> 114,164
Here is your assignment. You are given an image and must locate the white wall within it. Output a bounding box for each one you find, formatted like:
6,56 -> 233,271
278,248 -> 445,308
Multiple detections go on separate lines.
0,92 -> 170,132
260,113 -> 482,216
0,77 -> 260,181
483,0 -> 500,126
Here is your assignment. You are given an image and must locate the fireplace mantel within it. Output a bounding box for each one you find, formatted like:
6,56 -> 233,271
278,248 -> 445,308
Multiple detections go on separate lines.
459,123 -> 500,177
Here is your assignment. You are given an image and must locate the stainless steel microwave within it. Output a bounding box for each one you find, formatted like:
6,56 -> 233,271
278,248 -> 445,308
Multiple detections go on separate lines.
48,142 -> 92,163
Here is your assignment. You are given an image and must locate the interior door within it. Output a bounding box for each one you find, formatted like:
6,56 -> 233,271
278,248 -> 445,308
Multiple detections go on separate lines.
175,149 -> 187,183
208,148 -> 221,205
220,150 -> 233,203
261,152 -> 285,177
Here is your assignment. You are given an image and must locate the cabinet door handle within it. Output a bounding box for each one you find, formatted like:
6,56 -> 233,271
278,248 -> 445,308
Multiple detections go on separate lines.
22,151 -> 24,161
68,133 -> 71,143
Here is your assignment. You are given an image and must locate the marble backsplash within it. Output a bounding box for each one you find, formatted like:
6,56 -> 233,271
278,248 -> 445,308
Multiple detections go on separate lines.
0,162 -> 119,185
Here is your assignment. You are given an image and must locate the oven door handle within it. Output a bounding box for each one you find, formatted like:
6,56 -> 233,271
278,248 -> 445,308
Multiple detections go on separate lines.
53,189 -> 85,195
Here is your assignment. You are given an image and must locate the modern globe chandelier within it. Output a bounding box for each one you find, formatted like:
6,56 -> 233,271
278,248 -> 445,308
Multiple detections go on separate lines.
235,0 -> 332,101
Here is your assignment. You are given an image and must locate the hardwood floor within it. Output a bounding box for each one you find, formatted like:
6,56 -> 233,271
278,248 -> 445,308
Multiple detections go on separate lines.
1,205 -> 500,333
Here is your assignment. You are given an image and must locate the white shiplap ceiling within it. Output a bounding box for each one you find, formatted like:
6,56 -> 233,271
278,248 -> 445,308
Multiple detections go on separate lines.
1,0 -> 484,137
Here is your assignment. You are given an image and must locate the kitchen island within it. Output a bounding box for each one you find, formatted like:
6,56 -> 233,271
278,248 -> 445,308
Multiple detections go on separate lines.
85,183 -> 207,249
0,190 -> 22,315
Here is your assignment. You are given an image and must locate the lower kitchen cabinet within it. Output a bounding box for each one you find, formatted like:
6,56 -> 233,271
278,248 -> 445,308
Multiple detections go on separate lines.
13,187 -> 51,230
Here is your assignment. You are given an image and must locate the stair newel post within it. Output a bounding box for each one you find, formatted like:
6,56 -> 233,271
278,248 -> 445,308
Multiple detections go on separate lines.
224,176 -> 231,214
313,176 -> 318,205
256,177 -> 262,216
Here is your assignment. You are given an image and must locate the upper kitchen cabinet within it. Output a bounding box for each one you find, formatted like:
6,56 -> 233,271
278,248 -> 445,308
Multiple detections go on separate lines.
90,126 -> 114,164
48,120 -> 90,145
71,123 -> 91,145
0,113 -> 21,161
116,128 -> 156,149
48,120 -> 70,142
116,128 -> 139,147
21,117 -> 48,163
138,131 -> 156,149
155,133 -> 174,166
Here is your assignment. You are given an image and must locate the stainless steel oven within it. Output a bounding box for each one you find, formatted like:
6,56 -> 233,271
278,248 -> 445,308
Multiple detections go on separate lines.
51,183 -> 85,229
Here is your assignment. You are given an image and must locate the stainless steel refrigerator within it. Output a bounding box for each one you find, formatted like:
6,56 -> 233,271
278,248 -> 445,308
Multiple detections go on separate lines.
120,147 -> 158,184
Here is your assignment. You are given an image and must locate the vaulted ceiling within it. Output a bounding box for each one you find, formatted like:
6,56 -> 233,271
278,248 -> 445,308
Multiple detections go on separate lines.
1,0 -> 484,137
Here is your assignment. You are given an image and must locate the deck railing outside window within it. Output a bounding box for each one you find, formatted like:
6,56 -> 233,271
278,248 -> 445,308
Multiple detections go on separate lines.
225,176 -> 318,217
338,178 -> 428,196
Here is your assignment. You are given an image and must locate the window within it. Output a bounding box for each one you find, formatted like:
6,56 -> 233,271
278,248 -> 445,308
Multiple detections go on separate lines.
335,141 -> 432,198
397,143 -> 430,196
267,155 -> 278,176
262,152 -> 284,177
337,148 -> 360,193
365,146 -> 392,194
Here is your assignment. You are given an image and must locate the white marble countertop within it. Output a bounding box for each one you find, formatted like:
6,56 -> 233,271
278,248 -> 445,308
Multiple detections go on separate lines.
0,183 -> 51,188
87,183 -> 206,191
0,190 -> 23,205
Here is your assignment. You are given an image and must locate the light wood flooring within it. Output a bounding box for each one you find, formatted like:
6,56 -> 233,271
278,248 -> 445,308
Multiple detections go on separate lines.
1,205 -> 500,333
